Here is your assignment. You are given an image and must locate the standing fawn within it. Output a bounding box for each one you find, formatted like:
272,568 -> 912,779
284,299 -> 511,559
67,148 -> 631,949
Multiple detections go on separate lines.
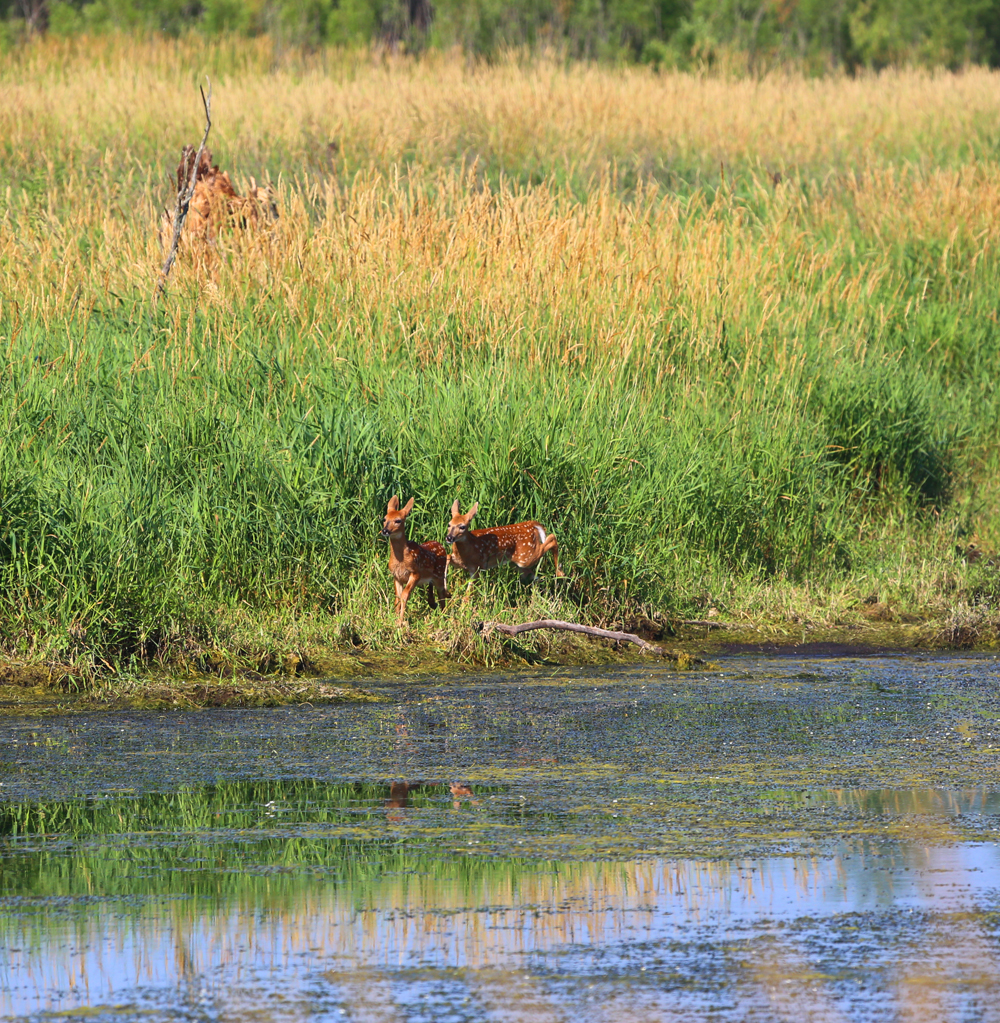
381,496 -> 450,626
444,500 -> 564,595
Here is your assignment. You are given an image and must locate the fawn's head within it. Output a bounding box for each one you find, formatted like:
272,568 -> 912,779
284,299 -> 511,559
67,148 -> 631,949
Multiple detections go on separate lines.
381,495 -> 415,540
445,499 -> 479,544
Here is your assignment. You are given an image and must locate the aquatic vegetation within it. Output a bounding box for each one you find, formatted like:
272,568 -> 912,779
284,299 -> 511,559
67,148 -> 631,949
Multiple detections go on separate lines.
2,658 -> 1000,1021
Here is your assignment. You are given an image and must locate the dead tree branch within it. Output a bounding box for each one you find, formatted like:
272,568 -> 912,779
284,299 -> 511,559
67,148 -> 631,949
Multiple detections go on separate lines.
156,81 -> 212,299
480,618 -> 675,658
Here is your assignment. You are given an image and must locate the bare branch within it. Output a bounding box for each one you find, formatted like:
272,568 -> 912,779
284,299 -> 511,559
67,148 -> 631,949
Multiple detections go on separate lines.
479,618 -> 686,659
156,80 -> 212,300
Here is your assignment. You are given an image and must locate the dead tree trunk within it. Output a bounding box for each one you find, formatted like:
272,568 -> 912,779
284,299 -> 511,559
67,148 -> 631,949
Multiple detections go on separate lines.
156,83 -> 212,299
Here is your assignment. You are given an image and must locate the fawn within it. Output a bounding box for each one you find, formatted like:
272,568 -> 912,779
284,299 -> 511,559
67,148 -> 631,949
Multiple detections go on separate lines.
444,499 -> 564,593
380,496 -> 450,626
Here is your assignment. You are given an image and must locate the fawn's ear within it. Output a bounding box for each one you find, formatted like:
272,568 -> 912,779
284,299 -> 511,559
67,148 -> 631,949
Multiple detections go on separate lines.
388,495 -> 399,511
468,502 -> 479,521
451,499 -> 461,517
401,497 -> 415,515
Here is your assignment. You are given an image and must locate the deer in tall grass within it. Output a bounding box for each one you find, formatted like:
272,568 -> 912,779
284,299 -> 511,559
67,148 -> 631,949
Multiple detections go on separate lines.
444,500 -> 564,596
159,145 -> 277,253
380,496 -> 450,626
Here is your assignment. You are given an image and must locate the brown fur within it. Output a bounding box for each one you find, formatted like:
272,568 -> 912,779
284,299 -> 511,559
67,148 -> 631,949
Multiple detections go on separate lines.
381,496 -> 450,626
445,499 -> 564,595
159,145 -> 277,251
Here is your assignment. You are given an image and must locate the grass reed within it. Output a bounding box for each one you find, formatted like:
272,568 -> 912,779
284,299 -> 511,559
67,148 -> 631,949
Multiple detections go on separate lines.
1,40 -> 999,671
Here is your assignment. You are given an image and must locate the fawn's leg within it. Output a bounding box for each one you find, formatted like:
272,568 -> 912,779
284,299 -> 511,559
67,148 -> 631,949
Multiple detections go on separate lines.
397,574 -> 420,627
541,535 -> 564,577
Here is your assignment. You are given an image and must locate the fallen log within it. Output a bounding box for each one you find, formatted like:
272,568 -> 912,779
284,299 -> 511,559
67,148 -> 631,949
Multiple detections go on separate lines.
479,618 -> 689,660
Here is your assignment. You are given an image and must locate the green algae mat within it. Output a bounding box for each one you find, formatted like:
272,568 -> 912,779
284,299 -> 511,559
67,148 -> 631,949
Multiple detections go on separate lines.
2,653 -> 1000,1021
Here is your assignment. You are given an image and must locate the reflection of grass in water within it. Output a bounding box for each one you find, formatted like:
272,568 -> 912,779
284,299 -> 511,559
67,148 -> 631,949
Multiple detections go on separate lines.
2,782 -> 486,877
2,778 -> 454,838
3,656 -> 997,886
3,824 -> 996,1013
0,779 -> 543,903
0,779 -> 995,1009
3,672 -> 995,867
0,773 -> 982,900
0,778 -> 661,969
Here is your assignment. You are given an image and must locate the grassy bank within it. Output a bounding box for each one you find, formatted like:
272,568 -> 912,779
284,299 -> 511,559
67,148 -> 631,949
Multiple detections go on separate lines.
1,39 -> 1000,680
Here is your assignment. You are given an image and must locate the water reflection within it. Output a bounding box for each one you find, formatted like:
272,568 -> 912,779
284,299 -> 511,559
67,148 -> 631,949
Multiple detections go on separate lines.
449,782 -> 479,810
2,847 -> 999,1021
4,649 -> 1000,1022
385,779 -> 418,821
804,786 -> 1000,817
2,782 -> 1000,1022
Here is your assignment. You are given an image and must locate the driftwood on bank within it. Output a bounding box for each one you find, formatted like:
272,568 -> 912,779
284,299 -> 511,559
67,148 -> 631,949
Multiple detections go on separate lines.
156,82 -> 212,298
479,618 -> 684,659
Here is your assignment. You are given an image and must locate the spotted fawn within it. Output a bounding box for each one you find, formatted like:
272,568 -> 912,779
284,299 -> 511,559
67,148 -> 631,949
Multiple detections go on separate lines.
381,496 -> 450,626
444,499 -> 563,595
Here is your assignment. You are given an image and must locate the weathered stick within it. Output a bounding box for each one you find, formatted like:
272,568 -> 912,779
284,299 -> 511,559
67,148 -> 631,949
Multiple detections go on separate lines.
480,618 -> 669,656
156,81 -> 212,299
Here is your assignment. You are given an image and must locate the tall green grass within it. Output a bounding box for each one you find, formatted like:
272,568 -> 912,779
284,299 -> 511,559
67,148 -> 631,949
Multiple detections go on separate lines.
0,304 -> 984,665
2,48 -> 1000,669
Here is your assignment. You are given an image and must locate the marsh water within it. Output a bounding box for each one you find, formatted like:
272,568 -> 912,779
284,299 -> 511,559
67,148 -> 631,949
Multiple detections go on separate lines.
2,654 -> 1000,1022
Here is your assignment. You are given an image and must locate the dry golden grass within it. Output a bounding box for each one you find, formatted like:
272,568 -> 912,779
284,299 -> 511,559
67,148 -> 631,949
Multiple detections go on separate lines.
4,156 -> 1000,387
3,36 -> 1000,372
4,36 -> 1000,175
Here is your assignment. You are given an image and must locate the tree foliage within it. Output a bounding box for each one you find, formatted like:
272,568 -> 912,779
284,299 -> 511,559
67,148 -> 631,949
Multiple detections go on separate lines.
2,0 -> 999,68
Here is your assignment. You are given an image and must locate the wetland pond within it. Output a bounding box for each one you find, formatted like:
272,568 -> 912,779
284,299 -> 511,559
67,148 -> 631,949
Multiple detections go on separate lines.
2,653 -> 1000,1022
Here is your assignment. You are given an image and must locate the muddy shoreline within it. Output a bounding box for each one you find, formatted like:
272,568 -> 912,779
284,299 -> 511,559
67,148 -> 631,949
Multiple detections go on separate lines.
0,620 -> 995,717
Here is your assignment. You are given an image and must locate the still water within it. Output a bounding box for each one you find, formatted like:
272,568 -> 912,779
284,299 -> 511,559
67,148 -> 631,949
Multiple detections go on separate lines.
2,654 -> 1000,1022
